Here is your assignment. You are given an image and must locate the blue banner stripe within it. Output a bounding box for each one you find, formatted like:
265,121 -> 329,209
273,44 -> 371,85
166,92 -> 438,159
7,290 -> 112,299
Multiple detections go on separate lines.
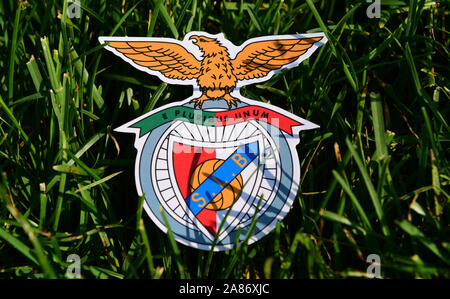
185,142 -> 259,215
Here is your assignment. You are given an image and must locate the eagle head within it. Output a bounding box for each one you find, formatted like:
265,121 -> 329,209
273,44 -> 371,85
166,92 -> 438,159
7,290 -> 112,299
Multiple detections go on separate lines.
189,35 -> 224,55
189,35 -> 216,45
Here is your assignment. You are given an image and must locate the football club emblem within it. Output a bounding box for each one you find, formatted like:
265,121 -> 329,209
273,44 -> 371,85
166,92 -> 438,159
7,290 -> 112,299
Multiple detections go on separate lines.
99,32 -> 327,250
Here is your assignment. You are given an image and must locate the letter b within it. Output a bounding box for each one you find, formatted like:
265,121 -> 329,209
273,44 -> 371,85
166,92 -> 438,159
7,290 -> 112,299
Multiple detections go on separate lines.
231,153 -> 247,168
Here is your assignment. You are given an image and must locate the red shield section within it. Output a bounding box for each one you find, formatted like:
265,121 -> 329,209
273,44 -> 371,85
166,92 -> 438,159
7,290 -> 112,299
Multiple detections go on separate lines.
172,142 -> 217,235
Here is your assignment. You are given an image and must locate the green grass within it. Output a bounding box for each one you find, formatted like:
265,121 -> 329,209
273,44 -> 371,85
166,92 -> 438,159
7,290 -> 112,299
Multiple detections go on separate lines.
0,0 -> 449,278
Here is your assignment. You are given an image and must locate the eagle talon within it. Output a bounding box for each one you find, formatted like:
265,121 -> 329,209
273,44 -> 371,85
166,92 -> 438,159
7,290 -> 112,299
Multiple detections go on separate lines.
192,100 -> 203,109
223,94 -> 240,109
190,94 -> 209,109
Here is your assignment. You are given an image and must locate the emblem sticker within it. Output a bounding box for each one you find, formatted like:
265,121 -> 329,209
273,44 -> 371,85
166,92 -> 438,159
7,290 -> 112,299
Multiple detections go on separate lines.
99,32 -> 327,250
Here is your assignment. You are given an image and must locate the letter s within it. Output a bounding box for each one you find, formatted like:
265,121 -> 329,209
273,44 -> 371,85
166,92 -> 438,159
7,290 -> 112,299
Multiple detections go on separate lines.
192,193 -> 206,208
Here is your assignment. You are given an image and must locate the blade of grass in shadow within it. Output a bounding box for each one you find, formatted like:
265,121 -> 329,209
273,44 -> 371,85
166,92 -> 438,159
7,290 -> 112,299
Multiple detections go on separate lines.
7,3 -> 21,102
421,106 -> 440,166
65,150 -> 103,180
306,0 -> 358,93
53,164 -> 102,177
39,183 -> 47,229
1,172 -> 56,278
310,2 -> 361,76
9,92 -> 44,107
404,42 -> 449,131
370,91 -> 390,203
174,0 -> 193,30
57,224 -> 122,242
159,206 -> 188,278
345,138 -> 390,237
370,92 -> 388,161
185,0 -> 197,33
26,56 -> 43,92
0,94 -> 37,157
279,231 -> 304,278
332,170 -> 372,231
147,0 -> 161,37
151,0 -> 179,39
396,220 -> 450,265
109,0 -> 144,36
222,194 -> 264,278
143,83 -> 167,113
320,210 -> 366,235
69,49 -> 105,110
315,146 -> 352,221
67,131 -> 106,166
246,5 -> 263,33
137,194 -> 156,277
76,1 -> 106,24
0,227 -> 39,266
75,171 -> 123,194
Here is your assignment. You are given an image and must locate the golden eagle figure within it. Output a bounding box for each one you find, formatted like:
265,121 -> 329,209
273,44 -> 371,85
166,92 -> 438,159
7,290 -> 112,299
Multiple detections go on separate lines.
99,32 -> 326,108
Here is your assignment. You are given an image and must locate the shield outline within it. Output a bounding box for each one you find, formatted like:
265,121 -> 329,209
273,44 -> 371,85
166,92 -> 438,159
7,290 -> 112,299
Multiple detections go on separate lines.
121,96 -> 317,251
165,123 -> 282,244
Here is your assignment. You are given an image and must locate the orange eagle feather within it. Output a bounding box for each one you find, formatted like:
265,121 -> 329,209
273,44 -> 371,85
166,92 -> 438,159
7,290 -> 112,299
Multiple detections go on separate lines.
101,34 -> 324,108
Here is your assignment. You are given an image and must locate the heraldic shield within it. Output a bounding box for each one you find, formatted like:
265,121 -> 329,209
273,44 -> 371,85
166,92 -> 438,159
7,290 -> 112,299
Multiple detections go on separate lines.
122,99 -> 319,251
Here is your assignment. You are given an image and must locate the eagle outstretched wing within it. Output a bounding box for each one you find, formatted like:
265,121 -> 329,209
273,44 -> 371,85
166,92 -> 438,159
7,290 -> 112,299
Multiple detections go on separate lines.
101,40 -> 201,80
232,37 -> 323,81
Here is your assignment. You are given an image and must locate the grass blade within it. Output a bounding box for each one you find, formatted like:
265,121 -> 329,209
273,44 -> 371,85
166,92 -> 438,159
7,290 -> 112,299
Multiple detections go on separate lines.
75,171 -> 123,194
345,138 -> 390,237
159,206 -> 188,279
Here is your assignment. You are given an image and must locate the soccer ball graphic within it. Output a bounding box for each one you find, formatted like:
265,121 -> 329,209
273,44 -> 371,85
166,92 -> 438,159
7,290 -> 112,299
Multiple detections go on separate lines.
189,159 -> 244,211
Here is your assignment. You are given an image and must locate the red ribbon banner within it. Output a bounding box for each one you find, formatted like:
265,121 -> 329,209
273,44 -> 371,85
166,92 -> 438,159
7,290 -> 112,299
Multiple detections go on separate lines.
215,106 -> 302,135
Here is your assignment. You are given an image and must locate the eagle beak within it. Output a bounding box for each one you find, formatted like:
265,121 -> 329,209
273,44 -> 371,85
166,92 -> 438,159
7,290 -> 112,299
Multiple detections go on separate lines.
189,35 -> 199,44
